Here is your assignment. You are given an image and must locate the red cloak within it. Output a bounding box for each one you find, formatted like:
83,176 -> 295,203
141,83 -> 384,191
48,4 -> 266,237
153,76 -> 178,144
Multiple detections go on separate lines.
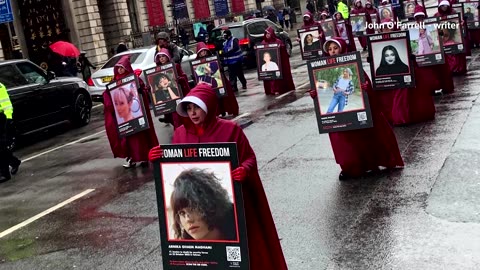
196,42 -> 239,116
260,27 -> 296,95
324,38 -> 404,176
103,55 -> 159,162
172,84 -> 288,270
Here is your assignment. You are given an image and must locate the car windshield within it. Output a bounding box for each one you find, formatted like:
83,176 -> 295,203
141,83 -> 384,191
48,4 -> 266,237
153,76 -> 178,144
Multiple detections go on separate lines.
211,27 -> 245,42
102,52 -> 143,69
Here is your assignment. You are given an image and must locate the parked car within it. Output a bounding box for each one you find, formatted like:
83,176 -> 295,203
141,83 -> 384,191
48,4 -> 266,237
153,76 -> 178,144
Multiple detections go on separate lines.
206,18 -> 292,68
0,59 -> 92,137
87,46 -> 197,102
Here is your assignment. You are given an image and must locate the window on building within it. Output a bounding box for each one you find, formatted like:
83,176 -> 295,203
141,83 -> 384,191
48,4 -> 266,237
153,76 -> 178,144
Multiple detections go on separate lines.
0,65 -> 29,88
127,0 -> 140,33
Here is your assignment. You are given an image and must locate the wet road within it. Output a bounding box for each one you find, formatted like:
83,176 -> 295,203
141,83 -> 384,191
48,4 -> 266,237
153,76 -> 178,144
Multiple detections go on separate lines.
1,44 -> 480,269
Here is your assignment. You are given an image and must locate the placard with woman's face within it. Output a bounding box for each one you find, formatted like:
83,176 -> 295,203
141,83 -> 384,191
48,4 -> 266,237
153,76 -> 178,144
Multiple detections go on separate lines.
350,14 -> 367,35
439,14 -> 465,54
297,26 -> 323,60
145,63 -> 182,116
403,1 -> 417,19
256,44 -> 283,80
367,31 -> 416,89
191,56 -> 226,97
106,75 -> 149,138
407,17 -> 445,66
321,19 -> 336,39
379,5 -> 394,21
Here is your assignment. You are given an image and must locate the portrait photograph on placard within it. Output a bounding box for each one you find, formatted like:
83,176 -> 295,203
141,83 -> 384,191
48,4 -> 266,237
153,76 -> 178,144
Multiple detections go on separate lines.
153,143 -> 250,269
145,64 -> 183,116
107,76 -> 149,138
161,162 -> 238,242
256,45 -> 283,80
298,27 -> 323,59
308,52 -> 373,133
321,19 -> 336,39
409,25 -> 441,55
191,57 -> 226,96
379,5 -> 394,21
314,64 -> 365,115
335,21 -> 349,43
371,40 -> 410,77
461,0 -> 480,28
438,17 -> 464,54
350,14 -> 366,34
404,1 -> 417,18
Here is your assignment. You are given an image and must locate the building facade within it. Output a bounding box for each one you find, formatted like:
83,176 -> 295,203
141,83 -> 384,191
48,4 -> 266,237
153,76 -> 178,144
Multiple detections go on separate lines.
2,0 -> 288,69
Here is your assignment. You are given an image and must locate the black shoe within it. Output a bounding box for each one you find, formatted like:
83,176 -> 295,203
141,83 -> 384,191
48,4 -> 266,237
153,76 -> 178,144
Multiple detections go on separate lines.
11,160 -> 21,175
0,175 -> 11,183
233,87 -> 239,92
363,47 -> 367,51
158,117 -> 167,123
140,161 -> 149,168
242,85 -> 247,90
338,171 -> 351,181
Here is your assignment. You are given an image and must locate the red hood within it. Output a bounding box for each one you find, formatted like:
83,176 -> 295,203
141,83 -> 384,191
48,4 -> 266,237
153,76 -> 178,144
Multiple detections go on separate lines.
195,42 -> 212,59
414,5 -> 426,17
303,11 -> 316,26
263,27 -> 278,42
323,37 -> 348,56
155,48 -> 171,64
176,83 -> 218,131
437,0 -> 453,15
114,55 -> 134,79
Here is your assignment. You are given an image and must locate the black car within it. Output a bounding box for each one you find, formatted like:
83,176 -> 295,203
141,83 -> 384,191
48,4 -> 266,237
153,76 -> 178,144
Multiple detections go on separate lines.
0,59 -> 92,137
207,18 -> 292,67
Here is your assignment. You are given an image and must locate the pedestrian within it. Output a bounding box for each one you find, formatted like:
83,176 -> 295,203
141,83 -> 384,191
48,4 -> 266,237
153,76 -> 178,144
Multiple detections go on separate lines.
337,0 -> 349,19
300,11 -> 326,46
283,9 -> 291,30
278,10 -> 285,28
195,42 -> 239,117
414,5 -> 454,94
78,52 -> 96,82
434,0 -> 467,75
260,27 -> 295,96
196,26 -> 208,43
267,10 -> 278,23
148,83 -> 288,270
310,37 -> 404,180
155,48 -> 191,128
102,56 -> 158,168
364,0 -> 379,36
222,30 -> 247,92
179,27 -> 190,50
155,32 -> 182,64
0,83 -> 21,182
116,41 -> 128,54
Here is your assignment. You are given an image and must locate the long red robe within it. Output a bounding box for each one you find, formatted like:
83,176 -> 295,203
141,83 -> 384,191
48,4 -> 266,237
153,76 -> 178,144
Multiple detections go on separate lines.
195,42 -> 239,116
324,37 -> 404,176
172,84 -> 287,270
103,56 -> 158,162
261,27 -> 296,95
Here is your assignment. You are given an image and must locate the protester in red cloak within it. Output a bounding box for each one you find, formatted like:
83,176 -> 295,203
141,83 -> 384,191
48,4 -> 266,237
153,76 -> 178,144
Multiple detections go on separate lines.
310,37 -> 403,179
195,42 -> 239,117
301,11 -> 326,49
103,55 -> 159,168
148,83 -> 288,270
414,6 -> 454,94
351,0 -> 368,51
155,48 -> 191,129
435,0 -> 467,75
365,0 -> 379,35
261,27 -> 296,95
333,12 -> 357,52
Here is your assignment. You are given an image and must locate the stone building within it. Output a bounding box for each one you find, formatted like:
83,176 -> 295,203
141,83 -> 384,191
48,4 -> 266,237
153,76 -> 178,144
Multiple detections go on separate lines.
3,0 -> 288,69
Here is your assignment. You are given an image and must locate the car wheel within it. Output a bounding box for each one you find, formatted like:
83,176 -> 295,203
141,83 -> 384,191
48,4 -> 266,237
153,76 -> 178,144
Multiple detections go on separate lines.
286,41 -> 292,57
72,92 -> 91,126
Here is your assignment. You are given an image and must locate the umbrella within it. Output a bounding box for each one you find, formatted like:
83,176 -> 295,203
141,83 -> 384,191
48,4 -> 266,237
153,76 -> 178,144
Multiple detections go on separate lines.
49,41 -> 81,57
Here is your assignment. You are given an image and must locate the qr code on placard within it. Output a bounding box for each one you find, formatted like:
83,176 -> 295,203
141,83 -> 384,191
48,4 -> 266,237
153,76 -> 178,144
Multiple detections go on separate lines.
275,71 -> 281,77
435,54 -> 441,60
458,44 -> 464,50
226,246 -> 241,262
357,112 -> 367,121
138,117 -> 145,125
219,88 -> 225,95
404,75 -> 412,83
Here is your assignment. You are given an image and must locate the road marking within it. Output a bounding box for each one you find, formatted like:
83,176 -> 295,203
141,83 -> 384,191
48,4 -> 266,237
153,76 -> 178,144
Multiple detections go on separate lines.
232,113 -> 250,121
0,189 -> 95,239
92,103 -> 103,109
23,130 -> 105,162
275,90 -> 295,100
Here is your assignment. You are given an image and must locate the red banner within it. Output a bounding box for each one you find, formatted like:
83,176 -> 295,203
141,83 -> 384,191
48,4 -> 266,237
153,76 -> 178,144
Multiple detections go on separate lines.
231,0 -> 245,13
146,0 -> 166,26
193,0 -> 211,19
